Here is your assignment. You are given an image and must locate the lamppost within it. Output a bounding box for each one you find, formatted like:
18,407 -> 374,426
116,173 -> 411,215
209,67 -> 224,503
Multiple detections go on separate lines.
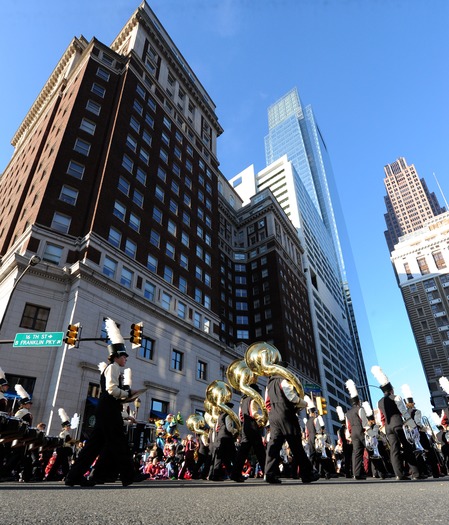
0,254 -> 41,336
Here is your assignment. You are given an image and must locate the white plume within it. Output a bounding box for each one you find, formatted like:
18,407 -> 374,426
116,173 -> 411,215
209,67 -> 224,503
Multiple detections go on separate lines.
123,368 -> 132,387
371,365 -> 390,387
345,379 -> 358,399
336,406 -> 345,422
15,384 -> 30,399
374,409 -> 382,426
58,408 -> 70,423
71,413 -> 80,429
105,317 -> 125,345
98,362 -> 107,373
439,376 -> 449,395
0,366 -> 6,380
317,415 -> 325,428
362,401 -> 373,417
303,418 -> 308,426
304,395 -> 315,409
401,384 -> 413,399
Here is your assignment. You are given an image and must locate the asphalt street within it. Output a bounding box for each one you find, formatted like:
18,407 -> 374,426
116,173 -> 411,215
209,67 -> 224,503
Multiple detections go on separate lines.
0,476 -> 446,525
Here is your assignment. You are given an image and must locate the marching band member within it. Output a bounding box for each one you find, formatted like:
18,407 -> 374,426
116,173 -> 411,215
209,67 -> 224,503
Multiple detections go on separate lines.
362,402 -> 389,479
230,383 -> 266,483
336,406 -> 352,478
0,367 -> 9,413
14,385 -> 33,425
209,402 -> 238,481
264,362 -> 319,484
45,408 -> 75,481
345,380 -> 367,480
371,366 -> 421,480
65,318 -> 136,487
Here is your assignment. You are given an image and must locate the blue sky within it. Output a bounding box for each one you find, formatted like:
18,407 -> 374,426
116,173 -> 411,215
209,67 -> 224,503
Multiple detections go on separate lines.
1,0 -> 448,416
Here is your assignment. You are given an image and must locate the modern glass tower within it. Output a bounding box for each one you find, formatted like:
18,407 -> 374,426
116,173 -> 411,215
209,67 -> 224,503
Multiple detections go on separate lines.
232,88 -> 370,435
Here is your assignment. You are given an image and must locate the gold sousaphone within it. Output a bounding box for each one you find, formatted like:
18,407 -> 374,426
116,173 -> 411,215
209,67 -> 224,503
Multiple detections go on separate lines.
226,358 -> 268,427
186,413 -> 209,437
205,379 -> 242,434
245,341 -> 307,409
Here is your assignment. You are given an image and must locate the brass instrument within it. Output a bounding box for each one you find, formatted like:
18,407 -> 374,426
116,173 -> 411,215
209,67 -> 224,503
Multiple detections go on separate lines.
364,427 -> 381,459
226,358 -> 268,427
315,432 -> 328,459
186,413 -> 209,438
244,342 -> 306,408
205,380 -> 241,434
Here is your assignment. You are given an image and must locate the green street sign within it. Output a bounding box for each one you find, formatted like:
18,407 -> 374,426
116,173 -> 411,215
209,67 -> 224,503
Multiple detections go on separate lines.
13,332 -> 64,348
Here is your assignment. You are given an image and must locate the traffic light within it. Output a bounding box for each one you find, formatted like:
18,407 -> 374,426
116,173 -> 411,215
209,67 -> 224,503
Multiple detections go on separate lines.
130,322 -> 143,348
316,396 -> 328,416
64,323 -> 81,348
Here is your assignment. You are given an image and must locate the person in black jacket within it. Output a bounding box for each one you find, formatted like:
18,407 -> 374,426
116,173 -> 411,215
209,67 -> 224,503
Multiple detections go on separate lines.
230,383 -> 266,482
345,380 -> 368,480
372,366 -> 420,480
264,362 -> 319,484
209,403 -> 238,481
65,319 -> 136,487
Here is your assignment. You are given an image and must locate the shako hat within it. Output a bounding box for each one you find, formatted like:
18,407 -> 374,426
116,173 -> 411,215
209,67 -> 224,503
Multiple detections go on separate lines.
371,366 -> 393,393
105,318 -> 129,358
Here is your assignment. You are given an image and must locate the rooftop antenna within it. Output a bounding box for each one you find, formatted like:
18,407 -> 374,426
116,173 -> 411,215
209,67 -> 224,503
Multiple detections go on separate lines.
434,172 -> 449,209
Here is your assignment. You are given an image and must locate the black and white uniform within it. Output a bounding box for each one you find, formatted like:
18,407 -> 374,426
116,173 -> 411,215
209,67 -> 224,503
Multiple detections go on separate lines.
210,412 -> 237,479
264,376 -> 313,482
66,362 -> 134,486
231,394 -> 266,479
378,394 -> 419,478
345,404 -> 367,478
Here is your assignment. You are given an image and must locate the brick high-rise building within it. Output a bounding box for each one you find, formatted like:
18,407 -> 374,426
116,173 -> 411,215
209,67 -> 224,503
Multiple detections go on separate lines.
384,157 -> 445,253
0,2 -> 320,436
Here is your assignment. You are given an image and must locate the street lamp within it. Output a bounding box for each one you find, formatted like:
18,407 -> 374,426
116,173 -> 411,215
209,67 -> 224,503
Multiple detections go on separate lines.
0,254 -> 41,336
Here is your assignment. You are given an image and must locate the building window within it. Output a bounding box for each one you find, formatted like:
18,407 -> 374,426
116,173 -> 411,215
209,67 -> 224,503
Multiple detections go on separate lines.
20,304 -> 50,331
179,277 -> 187,294
151,399 -> 169,420
108,227 -> 121,248
197,361 -> 207,381
193,312 -> 201,328
166,242 -> 175,260
67,160 -> 85,179
138,338 -> 154,361
80,118 -> 96,135
59,185 -> 78,205
120,267 -> 133,288
42,243 -> 63,265
136,167 -> 147,185
237,330 -> 249,340
130,116 -> 140,133
133,189 -> 144,208
74,138 -> 91,156
103,256 -> 117,278
122,154 -> 134,174
113,201 -> 126,221
180,253 -> 188,269
433,251 -> 447,270
417,256 -> 430,275
51,212 -> 71,233
153,207 -> 163,224
86,99 -> 101,115
118,176 -> 130,196
144,281 -> 156,301
161,291 -> 172,310
147,255 -> 157,273
163,266 -> 174,284
150,230 -> 160,248
129,213 -> 141,232
126,134 -> 137,152
177,302 -> 186,319
125,239 -> 137,258
171,349 -> 183,371
91,83 -> 106,98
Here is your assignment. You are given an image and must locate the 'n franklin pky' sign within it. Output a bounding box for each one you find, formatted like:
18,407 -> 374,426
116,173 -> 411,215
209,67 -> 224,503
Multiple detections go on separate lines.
13,332 -> 64,348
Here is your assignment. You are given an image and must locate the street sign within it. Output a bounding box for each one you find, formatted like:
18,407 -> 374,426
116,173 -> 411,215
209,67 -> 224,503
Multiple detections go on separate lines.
13,332 -> 65,348
303,383 -> 321,394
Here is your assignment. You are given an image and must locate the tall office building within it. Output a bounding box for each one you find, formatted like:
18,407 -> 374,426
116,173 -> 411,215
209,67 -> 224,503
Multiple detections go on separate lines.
391,213 -> 449,409
384,157 -> 445,253
230,87 -> 370,435
0,1 -> 236,435
384,157 -> 448,408
0,2 -> 326,437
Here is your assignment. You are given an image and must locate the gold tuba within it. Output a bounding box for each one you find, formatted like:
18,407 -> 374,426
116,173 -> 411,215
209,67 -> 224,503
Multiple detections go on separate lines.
226,358 -> 268,427
245,342 -> 306,409
186,413 -> 209,437
205,380 -> 241,434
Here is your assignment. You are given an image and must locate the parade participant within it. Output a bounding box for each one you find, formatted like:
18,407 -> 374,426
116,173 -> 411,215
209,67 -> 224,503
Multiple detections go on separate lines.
402,384 -> 436,478
0,367 -> 9,413
438,376 -> 449,426
230,383 -> 266,483
371,366 -> 421,480
209,402 -> 238,481
345,379 -> 368,480
361,402 -> 389,479
336,406 -> 352,478
264,362 -> 319,484
14,385 -> 33,425
65,318 -> 136,487
195,429 -> 211,480
45,409 -> 75,481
